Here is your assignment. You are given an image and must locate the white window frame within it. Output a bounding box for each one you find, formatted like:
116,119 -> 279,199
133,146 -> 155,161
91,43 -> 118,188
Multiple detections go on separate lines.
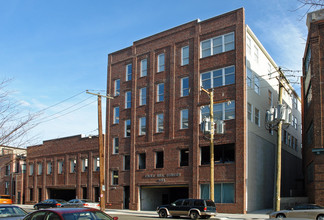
113,137 -> 119,154
157,83 -> 164,102
247,103 -> 252,121
157,53 -> 165,72
125,91 -> 131,109
126,63 -> 132,81
114,79 -> 120,96
140,87 -> 147,106
125,119 -> 131,137
246,67 -> 252,88
200,101 -> 236,122
254,107 -> 260,127
70,159 -> 76,173
47,162 -> 52,175
58,161 -> 63,174
200,32 -> 235,58
181,77 -> 189,97
181,46 -> 189,66
139,117 -> 146,135
200,66 -> 235,89
37,162 -> 42,175
246,36 -> 251,55
113,107 -> 119,124
254,75 -> 260,94
156,113 -> 164,133
29,164 -> 34,176
180,109 -> 189,129
94,157 -> 100,171
82,158 -> 88,172
254,45 -> 259,63
141,59 -> 147,77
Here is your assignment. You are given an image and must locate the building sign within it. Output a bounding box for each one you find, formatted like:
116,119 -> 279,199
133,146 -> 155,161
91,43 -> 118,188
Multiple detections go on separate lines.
144,173 -> 181,182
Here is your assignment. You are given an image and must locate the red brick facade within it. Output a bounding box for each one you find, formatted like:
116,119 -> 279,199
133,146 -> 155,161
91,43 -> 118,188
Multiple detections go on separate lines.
105,8 -> 247,213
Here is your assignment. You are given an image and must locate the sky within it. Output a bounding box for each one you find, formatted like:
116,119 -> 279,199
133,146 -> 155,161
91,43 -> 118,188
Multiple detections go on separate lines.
0,0 -> 313,146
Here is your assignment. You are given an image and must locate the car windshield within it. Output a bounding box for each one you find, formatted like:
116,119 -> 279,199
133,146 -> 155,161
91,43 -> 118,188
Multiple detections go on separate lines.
0,196 -> 10,199
62,211 -> 114,220
81,199 -> 94,203
55,200 -> 67,203
0,206 -> 27,218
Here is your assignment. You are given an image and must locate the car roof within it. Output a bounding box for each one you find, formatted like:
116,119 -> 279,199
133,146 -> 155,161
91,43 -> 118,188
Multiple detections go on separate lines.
0,204 -> 20,207
44,208 -> 99,213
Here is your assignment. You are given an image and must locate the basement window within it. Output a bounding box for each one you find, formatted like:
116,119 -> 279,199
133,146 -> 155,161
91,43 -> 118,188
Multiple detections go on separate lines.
201,144 -> 235,165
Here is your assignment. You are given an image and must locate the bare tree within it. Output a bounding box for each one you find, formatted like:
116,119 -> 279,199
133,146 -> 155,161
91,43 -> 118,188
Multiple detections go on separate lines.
0,79 -> 40,147
295,0 -> 324,18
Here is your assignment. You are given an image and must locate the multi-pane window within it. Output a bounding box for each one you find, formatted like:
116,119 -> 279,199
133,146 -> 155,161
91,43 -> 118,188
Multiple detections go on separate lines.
201,101 -> 235,121
47,162 -> 52,175
141,59 -> 147,77
246,67 -> 252,88
181,46 -> 189,66
29,164 -> 34,175
254,107 -> 260,126
113,137 -> 119,154
125,91 -> 131,109
180,149 -> 189,167
113,107 -> 119,124
139,87 -> 147,106
5,165 -> 10,176
268,90 -> 273,107
112,171 -> 118,185
156,113 -> 164,133
82,158 -> 88,172
254,75 -> 260,94
254,45 -> 259,63
201,144 -> 235,165
139,117 -> 146,135
125,119 -> 131,137
155,151 -> 164,168
138,153 -> 146,170
201,183 -> 234,203
181,77 -> 189,97
200,32 -> 235,58
94,157 -> 100,171
201,66 -> 235,89
70,159 -> 76,173
126,64 -> 132,81
58,161 -> 63,174
246,36 -> 251,55
247,103 -> 252,121
114,79 -> 120,96
180,109 -> 189,129
293,96 -> 298,109
124,155 -> 130,171
157,83 -> 164,102
158,53 -> 165,72
37,162 -> 42,175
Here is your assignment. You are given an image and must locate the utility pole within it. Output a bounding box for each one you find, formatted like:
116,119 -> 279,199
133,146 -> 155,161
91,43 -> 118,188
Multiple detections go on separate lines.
86,90 -> 113,211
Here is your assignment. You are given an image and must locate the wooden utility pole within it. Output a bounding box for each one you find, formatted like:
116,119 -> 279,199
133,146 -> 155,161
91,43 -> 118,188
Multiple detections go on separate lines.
86,90 -> 113,211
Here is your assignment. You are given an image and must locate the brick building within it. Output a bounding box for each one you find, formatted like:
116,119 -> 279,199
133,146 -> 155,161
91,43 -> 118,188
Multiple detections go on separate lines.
105,8 -> 302,213
0,146 -> 26,204
302,9 -> 324,206
25,135 -> 100,204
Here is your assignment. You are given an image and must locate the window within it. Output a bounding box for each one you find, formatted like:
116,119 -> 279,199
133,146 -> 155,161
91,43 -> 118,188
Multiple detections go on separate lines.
47,162 -> 52,175
254,107 -> 260,126
5,165 -> 10,176
70,160 -> 76,173
293,96 -> 298,109
58,161 -> 63,174
200,101 -> 235,121
201,144 -> 235,165
200,32 -> 235,58
254,75 -> 260,94
247,103 -> 252,121
157,83 -> 164,102
139,87 -> 147,106
156,113 -> 164,133
113,137 -> 119,154
114,79 -> 120,96
112,171 -> 118,185
268,90 -> 273,107
268,63 -> 272,78
305,122 -> 314,147
141,59 -> 147,77
158,53 -> 165,72
29,188 -> 33,201
180,109 -> 189,129
246,67 -> 252,88
126,63 -> 132,81
155,151 -> 164,168
125,91 -> 131,109
82,158 -> 88,172
94,157 -> 100,171
124,155 -> 130,171
5,182 -> 9,195
201,183 -> 235,203
29,163 -> 34,175
113,107 -> 119,124
254,45 -> 259,63
181,77 -> 189,97
139,117 -> 146,135
181,46 -> 189,65
138,153 -> 146,170
125,119 -> 131,137
294,117 -> 298,130
180,149 -> 189,166
37,163 -> 42,175
246,36 -> 251,55
201,66 -> 235,89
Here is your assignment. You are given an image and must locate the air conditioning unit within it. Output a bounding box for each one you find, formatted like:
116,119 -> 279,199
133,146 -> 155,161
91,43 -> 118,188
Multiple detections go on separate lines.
201,117 -> 211,135
216,120 -> 225,134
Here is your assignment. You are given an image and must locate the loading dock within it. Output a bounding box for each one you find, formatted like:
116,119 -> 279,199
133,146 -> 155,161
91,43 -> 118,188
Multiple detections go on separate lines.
140,185 -> 188,211
48,188 -> 76,201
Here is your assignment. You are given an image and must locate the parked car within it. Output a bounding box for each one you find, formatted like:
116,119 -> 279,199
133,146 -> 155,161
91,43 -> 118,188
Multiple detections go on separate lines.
156,198 -> 216,219
0,204 -> 28,220
62,199 -> 100,209
0,195 -> 12,204
23,208 -> 118,220
269,204 -> 324,220
34,199 -> 67,210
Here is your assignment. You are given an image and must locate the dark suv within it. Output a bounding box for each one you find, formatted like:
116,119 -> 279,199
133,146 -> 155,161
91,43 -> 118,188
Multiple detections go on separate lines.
156,198 -> 216,219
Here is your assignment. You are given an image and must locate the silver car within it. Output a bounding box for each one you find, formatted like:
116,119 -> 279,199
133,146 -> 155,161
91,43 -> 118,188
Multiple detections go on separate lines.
62,199 -> 100,209
0,205 -> 28,220
270,204 -> 324,220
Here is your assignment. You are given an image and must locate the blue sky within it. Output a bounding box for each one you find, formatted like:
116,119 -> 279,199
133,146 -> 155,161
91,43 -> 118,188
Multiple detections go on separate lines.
0,0 -> 310,146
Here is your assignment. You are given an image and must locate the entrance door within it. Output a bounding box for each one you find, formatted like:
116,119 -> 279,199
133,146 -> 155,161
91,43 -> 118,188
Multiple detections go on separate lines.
123,186 -> 129,209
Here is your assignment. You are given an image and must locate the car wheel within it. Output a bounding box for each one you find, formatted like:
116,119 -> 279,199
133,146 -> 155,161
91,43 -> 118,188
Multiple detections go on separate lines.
276,214 -> 286,218
190,211 -> 200,219
159,209 -> 168,218
317,215 -> 324,220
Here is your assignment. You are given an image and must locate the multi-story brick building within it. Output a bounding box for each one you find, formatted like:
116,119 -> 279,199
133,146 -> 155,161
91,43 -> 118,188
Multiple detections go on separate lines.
105,8 -> 302,213
25,135 -> 100,204
0,146 -> 26,204
302,9 -> 324,206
